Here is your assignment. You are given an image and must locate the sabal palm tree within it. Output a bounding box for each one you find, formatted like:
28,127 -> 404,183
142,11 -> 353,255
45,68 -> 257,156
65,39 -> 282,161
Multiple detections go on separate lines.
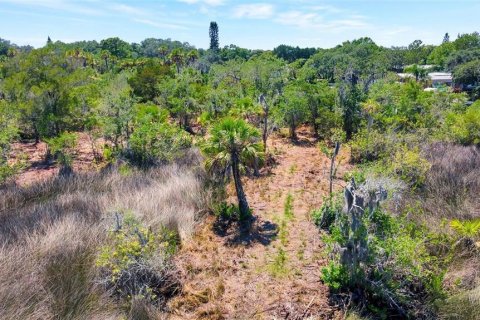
169,48 -> 184,74
187,49 -> 199,65
203,117 -> 263,219
158,45 -> 169,62
100,50 -> 112,71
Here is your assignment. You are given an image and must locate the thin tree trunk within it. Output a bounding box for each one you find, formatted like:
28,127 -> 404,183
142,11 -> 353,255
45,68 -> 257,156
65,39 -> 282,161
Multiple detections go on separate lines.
259,94 -> 269,153
329,142 -> 340,195
312,117 -> 319,138
253,157 -> 260,177
329,154 -> 335,195
232,152 -> 250,219
290,122 -> 297,140
262,113 -> 268,153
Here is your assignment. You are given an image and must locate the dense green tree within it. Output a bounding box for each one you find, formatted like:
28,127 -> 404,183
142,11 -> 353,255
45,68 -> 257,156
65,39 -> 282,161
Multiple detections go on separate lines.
453,32 -> 480,50
242,53 -> 286,149
339,70 -> 363,140
275,81 -> 308,140
99,72 -> 135,150
453,59 -> 480,85
209,21 -> 219,51
100,37 -> 132,59
0,38 -> 11,56
428,42 -> 455,68
128,105 -> 191,165
301,80 -> 337,138
273,45 -> 316,63
128,60 -> 173,102
220,44 -> 254,61
445,49 -> 480,71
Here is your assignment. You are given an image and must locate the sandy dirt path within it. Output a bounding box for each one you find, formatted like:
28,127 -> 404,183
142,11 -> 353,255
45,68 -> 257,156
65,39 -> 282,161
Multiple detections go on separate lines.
172,127 -> 351,319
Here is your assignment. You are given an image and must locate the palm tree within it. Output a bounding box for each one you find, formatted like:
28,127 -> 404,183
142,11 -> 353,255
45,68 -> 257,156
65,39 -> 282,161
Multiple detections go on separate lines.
187,49 -> 199,65
405,64 -> 428,82
203,117 -> 263,219
169,48 -> 184,74
158,45 -> 169,62
100,50 -> 112,71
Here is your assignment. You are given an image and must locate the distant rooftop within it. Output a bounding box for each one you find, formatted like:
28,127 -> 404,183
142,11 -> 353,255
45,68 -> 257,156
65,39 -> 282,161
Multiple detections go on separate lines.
396,72 -> 452,82
403,64 -> 435,70
429,72 -> 453,81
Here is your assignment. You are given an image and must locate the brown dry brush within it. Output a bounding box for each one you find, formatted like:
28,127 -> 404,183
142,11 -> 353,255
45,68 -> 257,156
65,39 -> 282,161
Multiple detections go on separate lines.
420,142 -> 480,221
0,152 -> 208,319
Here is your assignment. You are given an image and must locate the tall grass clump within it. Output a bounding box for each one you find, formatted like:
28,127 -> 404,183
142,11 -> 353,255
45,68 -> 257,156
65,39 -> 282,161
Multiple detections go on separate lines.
0,151 -> 208,319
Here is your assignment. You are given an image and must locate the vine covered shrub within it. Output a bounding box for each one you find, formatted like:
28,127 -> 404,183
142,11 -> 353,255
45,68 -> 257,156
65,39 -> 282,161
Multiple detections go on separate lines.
320,179 -> 445,318
96,213 -> 180,306
349,129 -> 390,163
446,100 -> 480,145
390,146 -> 431,188
128,106 -> 191,166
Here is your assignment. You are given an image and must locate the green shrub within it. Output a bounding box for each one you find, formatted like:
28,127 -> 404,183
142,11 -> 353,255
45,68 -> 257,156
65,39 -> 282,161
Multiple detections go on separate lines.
390,146 -> 431,188
213,202 -> 239,220
321,261 -> 349,290
96,213 -> 179,303
128,122 -> 191,166
445,101 -> 480,145
343,169 -> 366,185
128,105 -> 191,166
450,219 -> 480,238
284,193 -> 294,220
311,194 -> 342,230
349,129 -> 389,163
45,132 -> 77,175
321,201 -> 445,318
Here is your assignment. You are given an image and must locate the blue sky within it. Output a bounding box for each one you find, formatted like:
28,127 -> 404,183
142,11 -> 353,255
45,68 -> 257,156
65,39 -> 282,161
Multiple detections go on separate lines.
0,0 -> 479,49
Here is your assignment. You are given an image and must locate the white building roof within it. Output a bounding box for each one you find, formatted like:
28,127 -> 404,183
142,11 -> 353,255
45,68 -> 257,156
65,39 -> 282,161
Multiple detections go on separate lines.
428,72 -> 453,81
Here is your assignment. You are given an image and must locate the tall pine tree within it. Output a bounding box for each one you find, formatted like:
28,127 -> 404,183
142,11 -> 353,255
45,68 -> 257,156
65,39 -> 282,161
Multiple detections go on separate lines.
443,32 -> 450,43
209,21 -> 219,51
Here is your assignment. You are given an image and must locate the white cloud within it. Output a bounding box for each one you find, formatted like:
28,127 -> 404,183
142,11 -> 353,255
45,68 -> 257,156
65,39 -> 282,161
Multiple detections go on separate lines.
276,10 -> 369,31
0,0 -> 102,15
111,4 -> 146,16
233,3 -> 275,19
133,18 -> 188,30
178,0 -> 225,6
309,5 -> 342,14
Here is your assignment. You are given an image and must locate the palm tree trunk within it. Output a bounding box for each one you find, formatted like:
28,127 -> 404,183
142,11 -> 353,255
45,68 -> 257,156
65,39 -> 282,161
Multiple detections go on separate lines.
232,152 -> 250,219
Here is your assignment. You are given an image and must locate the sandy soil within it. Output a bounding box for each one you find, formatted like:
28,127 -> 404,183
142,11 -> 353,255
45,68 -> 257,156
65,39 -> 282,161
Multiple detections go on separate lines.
171,127 -> 352,319
8,132 -> 104,186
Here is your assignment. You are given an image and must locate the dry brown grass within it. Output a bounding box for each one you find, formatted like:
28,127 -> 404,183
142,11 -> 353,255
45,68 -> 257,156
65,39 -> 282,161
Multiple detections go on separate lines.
0,152 -> 208,320
421,142 -> 480,220
411,143 -> 480,319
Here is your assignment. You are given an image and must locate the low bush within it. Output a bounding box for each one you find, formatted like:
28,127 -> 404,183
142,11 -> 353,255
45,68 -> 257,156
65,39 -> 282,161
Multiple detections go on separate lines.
349,129 -> 389,163
390,146 -> 431,188
311,193 -> 343,230
320,179 -> 446,318
445,97 -> 480,145
45,131 -> 77,175
97,213 -> 180,306
127,105 -> 192,166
